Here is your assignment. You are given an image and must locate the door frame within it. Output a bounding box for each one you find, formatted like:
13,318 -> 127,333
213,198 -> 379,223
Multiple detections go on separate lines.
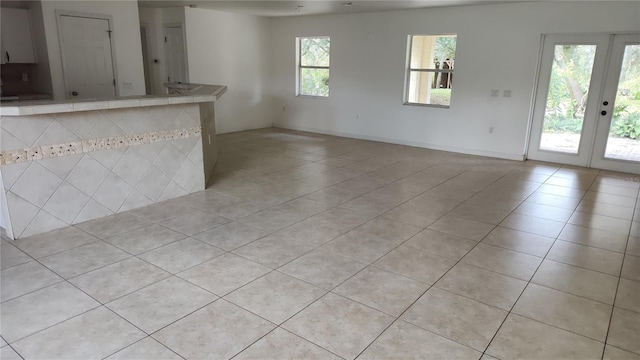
55,10 -> 119,99
526,32 -> 640,174
140,24 -> 152,95
590,33 -> 640,173
163,23 -> 189,84
526,33 -> 611,167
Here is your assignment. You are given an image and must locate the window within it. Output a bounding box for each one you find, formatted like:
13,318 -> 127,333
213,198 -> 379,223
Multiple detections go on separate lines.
297,36 -> 330,97
405,35 -> 457,107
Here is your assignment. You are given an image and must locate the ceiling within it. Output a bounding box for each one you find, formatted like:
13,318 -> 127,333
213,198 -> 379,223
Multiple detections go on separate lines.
138,0 -> 536,17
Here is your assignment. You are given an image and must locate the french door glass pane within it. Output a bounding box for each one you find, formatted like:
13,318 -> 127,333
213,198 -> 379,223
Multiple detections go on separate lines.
540,45 -> 597,154
604,44 -> 640,162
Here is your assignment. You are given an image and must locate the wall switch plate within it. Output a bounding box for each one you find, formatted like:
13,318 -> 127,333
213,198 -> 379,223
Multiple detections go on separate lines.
491,89 -> 499,97
21,73 -> 28,82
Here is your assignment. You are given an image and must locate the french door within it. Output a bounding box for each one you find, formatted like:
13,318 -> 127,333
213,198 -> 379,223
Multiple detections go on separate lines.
528,33 -> 640,174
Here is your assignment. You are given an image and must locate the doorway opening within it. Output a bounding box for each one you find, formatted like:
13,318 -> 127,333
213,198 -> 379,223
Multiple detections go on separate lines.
528,33 -> 640,174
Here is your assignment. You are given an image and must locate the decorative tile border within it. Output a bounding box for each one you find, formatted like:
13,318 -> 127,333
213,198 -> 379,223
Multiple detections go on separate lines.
0,127 -> 202,165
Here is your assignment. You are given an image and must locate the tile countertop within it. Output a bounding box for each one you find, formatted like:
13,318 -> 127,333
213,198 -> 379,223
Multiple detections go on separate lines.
0,84 -> 227,116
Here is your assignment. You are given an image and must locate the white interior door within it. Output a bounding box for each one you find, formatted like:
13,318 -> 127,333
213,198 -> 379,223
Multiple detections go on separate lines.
528,33 -> 640,174
591,34 -> 640,173
164,26 -> 188,84
59,15 -> 116,100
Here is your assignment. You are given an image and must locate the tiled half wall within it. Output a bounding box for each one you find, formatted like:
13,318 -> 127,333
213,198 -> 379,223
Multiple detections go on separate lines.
0,104 -> 208,239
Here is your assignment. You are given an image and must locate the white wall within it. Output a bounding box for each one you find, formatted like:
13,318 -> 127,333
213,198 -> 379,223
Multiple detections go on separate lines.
139,7 -> 185,95
40,0 -> 145,100
270,2 -> 640,160
0,171 -> 12,239
25,1 -> 53,96
184,7 -> 273,133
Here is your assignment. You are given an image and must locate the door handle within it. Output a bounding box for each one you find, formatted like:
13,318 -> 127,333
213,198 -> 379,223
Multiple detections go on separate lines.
5,51 -> 9,63
601,110 -> 607,116
71,91 -> 78,96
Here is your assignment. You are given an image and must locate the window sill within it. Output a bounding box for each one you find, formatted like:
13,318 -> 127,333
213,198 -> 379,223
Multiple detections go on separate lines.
296,95 -> 329,100
403,102 -> 450,109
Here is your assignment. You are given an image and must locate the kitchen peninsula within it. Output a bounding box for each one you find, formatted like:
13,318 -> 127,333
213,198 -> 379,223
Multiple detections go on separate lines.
0,84 -> 226,239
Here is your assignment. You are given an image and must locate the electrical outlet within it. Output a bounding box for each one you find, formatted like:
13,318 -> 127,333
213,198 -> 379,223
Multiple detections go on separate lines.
123,81 -> 133,89
491,89 -> 499,97
21,73 -> 29,82
503,89 -> 512,98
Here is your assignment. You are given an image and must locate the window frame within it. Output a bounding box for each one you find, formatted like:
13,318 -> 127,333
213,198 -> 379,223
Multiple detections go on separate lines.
403,34 -> 457,108
296,36 -> 330,98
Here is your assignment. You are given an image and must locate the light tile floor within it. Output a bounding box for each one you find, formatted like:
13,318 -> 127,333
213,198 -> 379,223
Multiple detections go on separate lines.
1,128 -> 639,359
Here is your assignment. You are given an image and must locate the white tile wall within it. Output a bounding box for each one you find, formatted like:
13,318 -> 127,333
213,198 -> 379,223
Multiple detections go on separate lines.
54,112 -> 102,139
42,183 -> 90,224
11,163 -> 63,208
113,149 -> 150,187
38,154 -> 83,180
6,192 -> 39,237
0,129 -> 27,151
0,104 -> 206,239
66,156 -> 111,197
21,210 -> 67,238
136,166 -> 171,201
2,115 -> 53,147
153,143 -> 187,179
93,173 -> 134,212
34,122 -> 81,147
90,149 -> 127,171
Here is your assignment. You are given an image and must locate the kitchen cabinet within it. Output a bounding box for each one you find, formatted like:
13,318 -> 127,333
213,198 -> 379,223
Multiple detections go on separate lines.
0,8 -> 36,64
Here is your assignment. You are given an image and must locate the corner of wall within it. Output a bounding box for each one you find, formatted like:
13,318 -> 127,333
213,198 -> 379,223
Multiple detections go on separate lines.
27,0 -> 53,96
0,172 -> 14,240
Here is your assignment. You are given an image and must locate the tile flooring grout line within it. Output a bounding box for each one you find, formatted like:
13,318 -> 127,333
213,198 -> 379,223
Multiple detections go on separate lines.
3,162 -> 584,356
9,238 -> 227,354
599,186 -> 640,360
235,160 -> 474,279
227,160 -> 515,359
6,129 -> 638,359
99,335 -> 187,360
351,168 -> 536,358
220,272 -> 347,360
28,256 -> 166,351
3,343 -> 26,360
480,168 -> 602,358
0,245 -> 123,347
221,161 -> 452,283
144,296 -> 276,347
352,238 -> 489,359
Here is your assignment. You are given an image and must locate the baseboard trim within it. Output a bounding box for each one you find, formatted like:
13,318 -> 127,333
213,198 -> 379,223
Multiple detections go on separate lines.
217,124 -> 273,135
273,124 -> 526,161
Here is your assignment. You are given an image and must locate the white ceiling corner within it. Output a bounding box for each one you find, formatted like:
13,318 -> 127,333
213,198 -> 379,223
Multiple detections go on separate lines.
137,0 -> 539,17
